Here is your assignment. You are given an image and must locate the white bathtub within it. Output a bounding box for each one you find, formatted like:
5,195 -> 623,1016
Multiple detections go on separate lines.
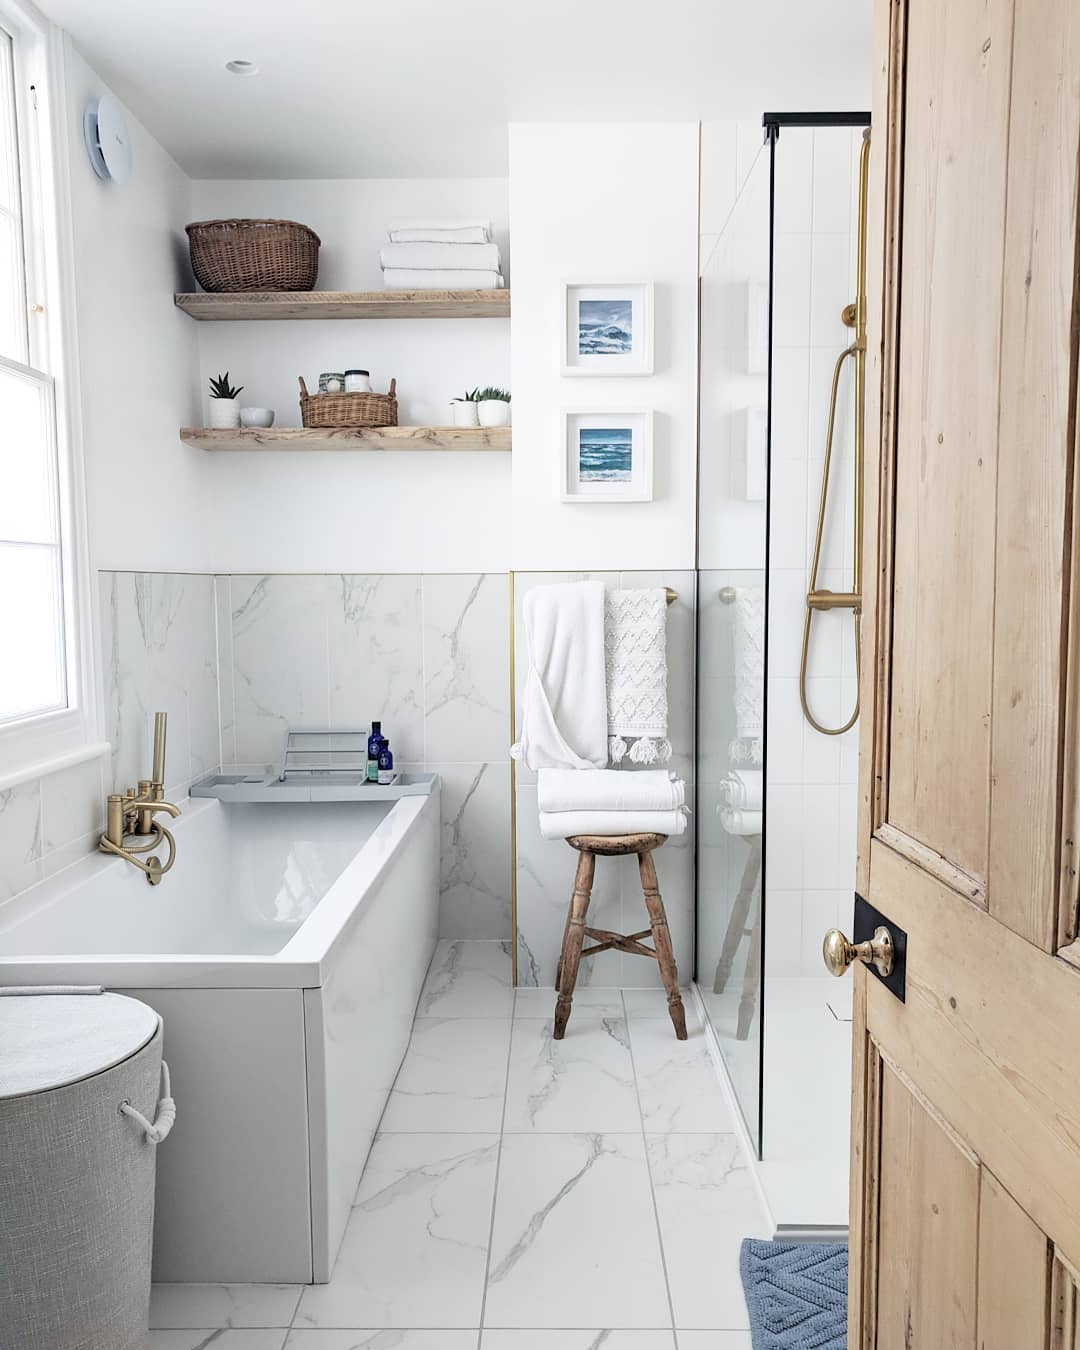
0,788 -> 440,1283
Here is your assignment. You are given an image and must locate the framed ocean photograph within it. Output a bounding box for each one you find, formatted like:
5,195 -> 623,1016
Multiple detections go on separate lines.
561,281 -> 654,375
561,410 -> 654,502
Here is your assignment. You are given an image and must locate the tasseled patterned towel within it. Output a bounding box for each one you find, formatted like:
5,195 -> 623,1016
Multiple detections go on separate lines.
730,584 -> 764,767
605,588 -> 673,765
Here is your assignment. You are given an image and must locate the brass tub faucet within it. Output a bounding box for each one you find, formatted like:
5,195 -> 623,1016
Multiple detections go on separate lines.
99,711 -> 181,885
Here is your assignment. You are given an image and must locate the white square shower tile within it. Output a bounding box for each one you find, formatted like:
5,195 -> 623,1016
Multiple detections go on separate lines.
647,1134 -> 770,1329
485,1134 -> 670,1330
294,1134 -> 499,1330
503,1017 -> 639,1133
418,939 -> 514,1018
482,1335 -> 675,1349
149,1283 -> 301,1329
287,1334 -> 478,1349
628,1021 -> 738,1133
380,1017 -> 510,1132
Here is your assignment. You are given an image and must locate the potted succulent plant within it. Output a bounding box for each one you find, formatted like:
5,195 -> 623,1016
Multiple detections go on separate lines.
450,387 -> 481,428
208,371 -> 244,429
476,386 -> 511,428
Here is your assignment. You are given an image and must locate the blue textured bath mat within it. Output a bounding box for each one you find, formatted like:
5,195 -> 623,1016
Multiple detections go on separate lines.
740,1239 -> 848,1349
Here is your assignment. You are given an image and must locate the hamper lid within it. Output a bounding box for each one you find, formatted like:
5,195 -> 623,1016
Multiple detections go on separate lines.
0,990 -> 160,1099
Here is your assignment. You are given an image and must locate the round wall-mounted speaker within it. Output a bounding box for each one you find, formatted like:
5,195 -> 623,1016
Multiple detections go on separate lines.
82,93 -> 132,184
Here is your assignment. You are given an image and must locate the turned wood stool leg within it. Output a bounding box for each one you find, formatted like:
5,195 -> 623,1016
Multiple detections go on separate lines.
638,849 -> 688,1040
554,849 -> 595,1040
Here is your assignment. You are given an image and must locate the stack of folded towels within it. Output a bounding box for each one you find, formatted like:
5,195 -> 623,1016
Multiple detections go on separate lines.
715,768 -> 762,836
379,219 -> 504,290
536,768 -> 687,841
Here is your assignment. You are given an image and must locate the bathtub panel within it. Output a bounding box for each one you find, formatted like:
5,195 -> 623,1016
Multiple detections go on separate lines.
305,787 -> 441,1281
123,986 -> 313,1283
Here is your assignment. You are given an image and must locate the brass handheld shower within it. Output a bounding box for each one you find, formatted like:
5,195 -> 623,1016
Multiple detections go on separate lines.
799,129 -> 870,736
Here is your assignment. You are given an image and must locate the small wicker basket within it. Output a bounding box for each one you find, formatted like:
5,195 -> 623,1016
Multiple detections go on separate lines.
299,376 -> 398,429
186,219 -> 321,292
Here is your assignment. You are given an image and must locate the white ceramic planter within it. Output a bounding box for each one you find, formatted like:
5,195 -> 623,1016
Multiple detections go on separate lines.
477,400 -> 511,428
209,397 -> 241,430
450,400 -> 480,428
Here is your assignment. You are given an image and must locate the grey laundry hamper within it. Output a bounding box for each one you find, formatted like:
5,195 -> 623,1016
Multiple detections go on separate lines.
0,989 -> 175,1350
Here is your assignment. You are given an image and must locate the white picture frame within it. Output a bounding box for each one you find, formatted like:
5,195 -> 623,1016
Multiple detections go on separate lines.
561,409 -> 654,503
561,281 -> 654,376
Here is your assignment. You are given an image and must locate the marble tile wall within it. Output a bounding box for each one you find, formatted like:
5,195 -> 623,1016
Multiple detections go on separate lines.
217,572 -> 512,940
513,571 -> 697,988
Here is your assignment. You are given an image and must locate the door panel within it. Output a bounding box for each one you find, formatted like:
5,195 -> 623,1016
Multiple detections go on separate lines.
853,0 -> 1080,1340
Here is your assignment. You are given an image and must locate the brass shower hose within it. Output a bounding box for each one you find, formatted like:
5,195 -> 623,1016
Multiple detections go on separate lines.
799,128 -> 870,737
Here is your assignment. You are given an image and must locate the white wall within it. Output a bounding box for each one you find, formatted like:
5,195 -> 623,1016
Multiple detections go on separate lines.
66,40 -> 204,573
508,123 -> 700,571
189,177 -> 512,574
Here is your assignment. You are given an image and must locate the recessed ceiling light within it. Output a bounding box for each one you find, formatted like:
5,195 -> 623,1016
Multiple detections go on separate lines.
225,59 -> 259,76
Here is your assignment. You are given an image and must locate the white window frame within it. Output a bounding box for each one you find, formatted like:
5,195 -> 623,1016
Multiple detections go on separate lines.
0,0 -> 102,789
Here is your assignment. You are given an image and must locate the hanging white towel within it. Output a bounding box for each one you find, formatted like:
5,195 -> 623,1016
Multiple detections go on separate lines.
379,242 -> 502,272
717,806 -> 762,836
387,219 -> 493,244
511,582 -> 609,772
382,268 -> 504,290
716,770 -> 763,811
537,768 -> 685,815
605,588 -> 672,765
730,584 -> 765,766
539,807 -> 688,841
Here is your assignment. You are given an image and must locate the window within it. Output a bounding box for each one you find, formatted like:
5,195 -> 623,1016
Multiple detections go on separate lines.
0,5 -> 97,782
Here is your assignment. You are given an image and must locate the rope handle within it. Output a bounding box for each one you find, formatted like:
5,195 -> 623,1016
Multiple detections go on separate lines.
119,1060 -> 175,1144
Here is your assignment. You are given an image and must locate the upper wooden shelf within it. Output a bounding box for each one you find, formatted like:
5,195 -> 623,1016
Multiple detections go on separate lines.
181,425 -> 511,452
173,289 -> 511,321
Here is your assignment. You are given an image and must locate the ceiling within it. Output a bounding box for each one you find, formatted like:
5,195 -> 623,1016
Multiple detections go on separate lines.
40,0 -> 873,179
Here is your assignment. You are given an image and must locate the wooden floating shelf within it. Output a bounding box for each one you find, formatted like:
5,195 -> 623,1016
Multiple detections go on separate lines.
173,288 -> 510,321
181,426 -> 511,452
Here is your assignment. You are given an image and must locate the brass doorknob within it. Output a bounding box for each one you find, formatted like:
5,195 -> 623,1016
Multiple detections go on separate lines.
822,925 -> 894,978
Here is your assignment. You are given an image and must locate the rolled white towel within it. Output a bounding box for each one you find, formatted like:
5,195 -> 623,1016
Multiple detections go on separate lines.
388,219 -> 493,244
717,806 -> 762,837
382,268 -> 504,291
538,808 -> 688,841
716,770 -> 762,811
379,242 -> 502,272
537,768 -> 685,815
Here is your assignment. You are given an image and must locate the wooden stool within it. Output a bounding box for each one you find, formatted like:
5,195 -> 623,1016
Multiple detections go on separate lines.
554,833 -> 688,1040
711,833 -> 762,1041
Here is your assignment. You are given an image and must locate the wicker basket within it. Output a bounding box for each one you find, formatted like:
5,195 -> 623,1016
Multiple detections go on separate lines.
186,219 -> 321,292
299,376 -> 398,429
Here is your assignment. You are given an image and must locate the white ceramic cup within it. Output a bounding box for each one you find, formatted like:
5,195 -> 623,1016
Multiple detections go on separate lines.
239,407 -> 275,428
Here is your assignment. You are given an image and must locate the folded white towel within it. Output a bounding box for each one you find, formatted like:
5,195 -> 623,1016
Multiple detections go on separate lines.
382,268 -> 504,291
539,808 -> 688,841
717,770 -> 762,811
511,582 -> 608,772
606,588 -> 672,765
379,243 -> 502,272
717,806 -> 762,837
388,219 -> 492,244
538,768 -> 685,814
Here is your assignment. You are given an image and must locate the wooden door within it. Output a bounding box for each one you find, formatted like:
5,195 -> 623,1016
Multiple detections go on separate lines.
851,0 -> 1080,1343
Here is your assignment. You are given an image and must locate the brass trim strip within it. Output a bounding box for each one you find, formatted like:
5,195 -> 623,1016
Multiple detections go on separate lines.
508,569 -> 518,987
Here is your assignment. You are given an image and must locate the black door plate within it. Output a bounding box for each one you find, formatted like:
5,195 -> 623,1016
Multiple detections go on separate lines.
854,893 -> 906,1003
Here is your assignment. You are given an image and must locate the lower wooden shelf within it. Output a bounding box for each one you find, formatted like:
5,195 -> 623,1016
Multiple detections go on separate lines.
180,425 -> 511,452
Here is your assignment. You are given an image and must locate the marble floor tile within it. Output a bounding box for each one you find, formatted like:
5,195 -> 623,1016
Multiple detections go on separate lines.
513,988 -> 624,1020
149,1284 -> 301,1330
418,940 -> 514,1018
628,1022 -> 738,1134
621,989 -> 701,1031
294,1134 -> 499,1330
286,1334 -> 479,1348
647,1135 -> 770,1330
482,1335 -> 675,1349
149,1333 -> 288,1350
380,1018 -> 511,1132
676,1334 -> 753,1349
485,1134 -> 670,1330
503,1018 -> 640,1134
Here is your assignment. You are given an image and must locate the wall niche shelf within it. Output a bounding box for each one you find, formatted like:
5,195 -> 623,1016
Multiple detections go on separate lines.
174,289 -> 510,321
181,426 -> 511,452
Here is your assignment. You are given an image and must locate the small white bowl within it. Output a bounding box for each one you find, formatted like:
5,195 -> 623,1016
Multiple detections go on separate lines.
240,407 -> 275,428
